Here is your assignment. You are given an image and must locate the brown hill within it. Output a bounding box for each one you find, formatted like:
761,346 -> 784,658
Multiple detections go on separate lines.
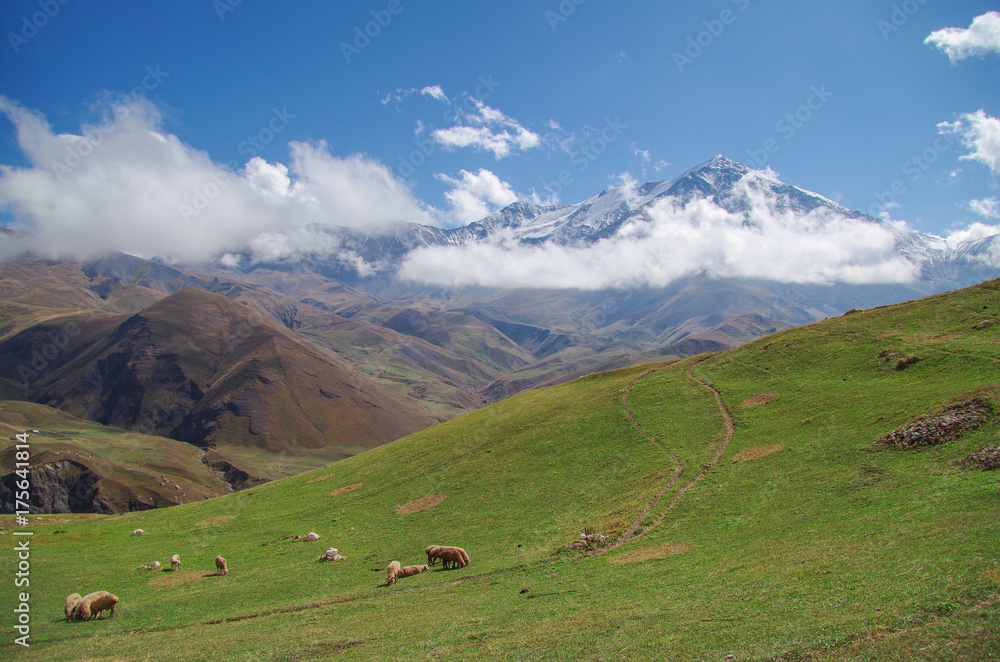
0,288 -> 434,472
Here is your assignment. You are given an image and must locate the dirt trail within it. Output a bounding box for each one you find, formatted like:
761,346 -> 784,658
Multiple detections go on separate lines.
599,360 -> 734,554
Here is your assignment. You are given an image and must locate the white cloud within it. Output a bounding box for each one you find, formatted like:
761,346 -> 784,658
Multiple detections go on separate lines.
437,168 -> 518,225
925,11 -> 1000,63
420,85 -> 448,102
0,96 -> 434,263
945,221 -> 1000,247
969,197 -> 1000,219
398,174 -> 922,289
430,100 -> 540,159
938,109 -> 1000,173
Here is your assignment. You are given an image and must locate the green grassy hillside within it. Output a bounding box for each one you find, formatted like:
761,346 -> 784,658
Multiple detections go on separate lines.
2,280 -> 998,661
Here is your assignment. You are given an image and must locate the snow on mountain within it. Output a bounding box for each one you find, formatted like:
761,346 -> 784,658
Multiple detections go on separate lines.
220,155 -> 998,292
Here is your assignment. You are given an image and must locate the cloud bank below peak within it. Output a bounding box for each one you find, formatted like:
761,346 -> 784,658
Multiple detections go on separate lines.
398,182 -> 928,291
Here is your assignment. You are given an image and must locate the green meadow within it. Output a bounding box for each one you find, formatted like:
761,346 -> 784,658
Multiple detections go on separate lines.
3,280 -> 999,661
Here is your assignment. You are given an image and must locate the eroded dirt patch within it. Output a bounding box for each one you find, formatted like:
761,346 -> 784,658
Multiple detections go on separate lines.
876,399 -> 994,450
395,493 -> 446,514
608,542 -> 692,564
195,515 -> 236,528
306,473 -> 337,485
739,391 -> 779,408
330,482 -> 364,497
732,443 -> 785,462
148,569 -> 214,587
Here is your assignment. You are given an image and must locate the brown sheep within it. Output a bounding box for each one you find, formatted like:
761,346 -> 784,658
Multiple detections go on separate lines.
425,544 -> 442,566
386,560 -> 401,585
72,591 -> 119,620
396,564 -> 429,579
170,554 -> 181,571
434,546 -> 470,569
215,555 -> 228,575
65,593 -> 82,620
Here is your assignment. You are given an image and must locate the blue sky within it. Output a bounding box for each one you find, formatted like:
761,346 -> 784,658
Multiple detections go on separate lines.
0,0 -> 998,264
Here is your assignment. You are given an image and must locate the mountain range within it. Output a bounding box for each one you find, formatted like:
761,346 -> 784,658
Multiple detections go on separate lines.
1,155 -> 997,503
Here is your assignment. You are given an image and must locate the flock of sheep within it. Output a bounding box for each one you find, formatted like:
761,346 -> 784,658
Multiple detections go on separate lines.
64,591 -> 118,621
385,545 -> 471,585
64,532 -> 469,622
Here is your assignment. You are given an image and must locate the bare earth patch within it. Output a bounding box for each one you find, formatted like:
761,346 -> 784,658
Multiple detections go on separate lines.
195,515 -> 236,528
609,542 -> 692,564
306,473 -> 337,485
395,493 -> 446,514
739,391 -> 779,408
148,570 -> 214,587
732,444 -> 785,462
901,333 -> 958,343
329,482 -> 364,497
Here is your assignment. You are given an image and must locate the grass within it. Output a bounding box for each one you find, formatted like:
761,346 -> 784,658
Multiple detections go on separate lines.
2,280 -> 999,660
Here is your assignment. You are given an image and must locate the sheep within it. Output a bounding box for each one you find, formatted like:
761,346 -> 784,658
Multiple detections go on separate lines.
131,529 -> 145,535
170,554 -> 181,571
425,545 -> 443,566
318,547 -> 346,562
215,555 -> 228,575
65,593 -> 82,620
72,591 -> 119,620
303,532 -> 320,541
396,564 -> 429,579
435,546 -> 470,569
386,560 -> 401,585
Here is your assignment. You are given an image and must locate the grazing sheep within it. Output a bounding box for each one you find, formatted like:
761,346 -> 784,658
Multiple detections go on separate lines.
131,529 -> 145,535
425,545 -> 442,566
65,593 -> 82,620
170,554 -> 181,571
215,555 -> 228,575
435,546 -> 470,569
72,591 -> 119,620
386,560 -> 401,585
89,592 -> 119,619
396,564 -> 428,579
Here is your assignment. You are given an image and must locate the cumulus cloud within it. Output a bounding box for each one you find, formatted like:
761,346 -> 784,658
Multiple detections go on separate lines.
437,168 -> 518,225
398,175 -> 923,289
431,100 -> 540,159
938,109 -> 1000,173
0,96 -> 433,263
925,11 -> 1000,63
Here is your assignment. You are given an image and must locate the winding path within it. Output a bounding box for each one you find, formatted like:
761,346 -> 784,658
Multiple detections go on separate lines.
599,359 -> 735,554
